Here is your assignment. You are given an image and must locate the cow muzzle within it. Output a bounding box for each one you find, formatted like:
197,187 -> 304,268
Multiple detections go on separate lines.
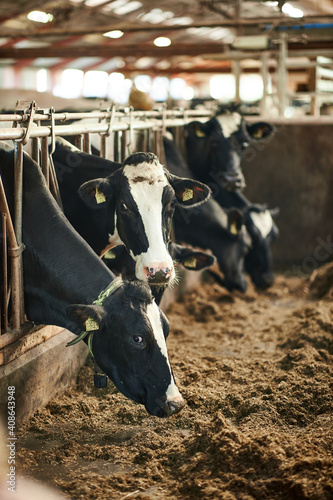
221,172 -> 246,191
144,264 -> 173,285
152,393 -> 185,418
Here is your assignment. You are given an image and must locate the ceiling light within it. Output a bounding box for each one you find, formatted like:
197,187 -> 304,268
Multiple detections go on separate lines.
166,16 -> 193,26
27,11 -> 54,23
282,3 -> 303,18
154,37 -> 171,47
139,8 -> 174,24
113,1 -> 142,15
103,30 -> 124,39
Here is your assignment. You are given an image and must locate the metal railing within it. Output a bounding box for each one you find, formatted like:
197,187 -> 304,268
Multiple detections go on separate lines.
0,100 -> 213,347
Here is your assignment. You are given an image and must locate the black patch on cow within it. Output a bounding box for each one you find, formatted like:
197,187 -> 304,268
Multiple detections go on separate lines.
115,176 -> 149,257
123,152 -> 158,166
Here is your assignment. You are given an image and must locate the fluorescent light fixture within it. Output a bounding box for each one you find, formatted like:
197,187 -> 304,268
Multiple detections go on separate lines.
27,11 -> 53,23
139,8 -> 174,24
103,30 -> 124,39
231,35 -> 270,50
282,3 -> 303,18
154,37 -> 171,47
166,16 -> 192,26
113,1 -> 142,15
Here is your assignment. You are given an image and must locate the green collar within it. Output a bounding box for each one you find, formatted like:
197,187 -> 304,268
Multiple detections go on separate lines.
93,277 -> 124,306
66,277 -> 124,356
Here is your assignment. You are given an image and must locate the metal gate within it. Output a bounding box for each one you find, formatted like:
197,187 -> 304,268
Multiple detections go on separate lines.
0,100 -> 212,365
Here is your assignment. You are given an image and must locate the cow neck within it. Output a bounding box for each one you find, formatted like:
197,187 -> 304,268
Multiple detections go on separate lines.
21,153 -> 116,332
67,277 -> 124,353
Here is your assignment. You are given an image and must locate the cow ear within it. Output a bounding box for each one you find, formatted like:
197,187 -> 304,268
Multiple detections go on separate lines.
270,207 -> 280,218
170,176 -> 211,208
246,122 -> 274,140
181,251 -> 216,271
186,121 -> 206,138
78,178 -> 113,209
66,304 -> 106,331
227,209 -> 244,235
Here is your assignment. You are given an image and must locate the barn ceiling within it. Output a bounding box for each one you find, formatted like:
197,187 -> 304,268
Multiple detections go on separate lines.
0,0 -> 332,75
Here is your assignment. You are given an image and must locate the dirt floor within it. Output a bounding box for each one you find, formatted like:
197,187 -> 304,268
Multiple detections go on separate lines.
16,274 -> 333,500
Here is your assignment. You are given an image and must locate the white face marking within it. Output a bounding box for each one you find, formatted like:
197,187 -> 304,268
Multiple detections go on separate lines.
106,212 -> 122,249
146,302 -> 182,401
123,161 -> 174,281
250,210 -> 274,239
216,112 -> 242,138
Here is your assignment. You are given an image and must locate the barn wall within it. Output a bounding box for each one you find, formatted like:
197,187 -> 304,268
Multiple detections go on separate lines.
0,328 -> 88,426
241,118 -> 333,273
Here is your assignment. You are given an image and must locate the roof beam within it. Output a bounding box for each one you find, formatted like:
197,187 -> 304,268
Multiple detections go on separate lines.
1,40 -> 333,60
0,15 -> 332,38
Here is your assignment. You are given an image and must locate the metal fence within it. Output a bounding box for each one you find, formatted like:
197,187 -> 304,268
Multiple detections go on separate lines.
0,100 -> 212,358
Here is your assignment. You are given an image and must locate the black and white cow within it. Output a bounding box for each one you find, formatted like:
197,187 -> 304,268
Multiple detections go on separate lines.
163,134 -> 250,293
0,142 -> 184,418
103,241 -> 216,305
52,138 -> 210,285
215,187 -> 279,289
185,104 -> 274,193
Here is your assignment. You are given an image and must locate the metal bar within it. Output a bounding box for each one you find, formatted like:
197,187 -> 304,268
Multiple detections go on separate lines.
74,134 -> 83,151
260,52 -> 270,116
0,176 -> 21,330
31,136 -> 39,164
13,142 -> 24,325
278,32 -> 288,116
14,142 -> 23,244
2,213 -> 8,332
121,130 -> 127,161
100,135 -> 106,159
1,15 -> 332,38
83,133 -> 91,154
40,135 -> 49,186
233,60 -> 241,103
0,115 -> 217,141
0,108 -> 212,124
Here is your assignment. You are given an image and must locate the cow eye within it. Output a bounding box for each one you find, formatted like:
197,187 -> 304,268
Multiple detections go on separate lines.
131,335 -> 145,349
133,335 -> 142,343
120,202 -> 128,211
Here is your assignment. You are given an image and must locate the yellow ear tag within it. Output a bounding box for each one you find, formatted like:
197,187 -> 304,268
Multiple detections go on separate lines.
230,222 -> 238,235
195,126 -> 206,138
184,256 -> 197,268
95,188 -> 106,204
183,188 -> 194,202
104,249 -> 116,260
85,317 -> 99,331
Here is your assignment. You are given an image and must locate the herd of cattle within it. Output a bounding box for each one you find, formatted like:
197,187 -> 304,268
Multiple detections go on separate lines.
0,106 -> 278,419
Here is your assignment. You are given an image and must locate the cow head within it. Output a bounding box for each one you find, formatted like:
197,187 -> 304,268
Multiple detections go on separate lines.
244,206 -> 279,289
185,107 -> 274,192
215,208 -> 250,293
66,280 -> 184,418
170,242 -> 216,271
78,152 -> 210,285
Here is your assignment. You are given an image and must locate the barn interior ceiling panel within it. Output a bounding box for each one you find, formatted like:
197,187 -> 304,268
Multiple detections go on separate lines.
0,0 -> 332,75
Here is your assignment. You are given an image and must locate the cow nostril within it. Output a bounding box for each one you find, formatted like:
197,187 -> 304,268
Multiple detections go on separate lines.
167,398 -> 185,416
